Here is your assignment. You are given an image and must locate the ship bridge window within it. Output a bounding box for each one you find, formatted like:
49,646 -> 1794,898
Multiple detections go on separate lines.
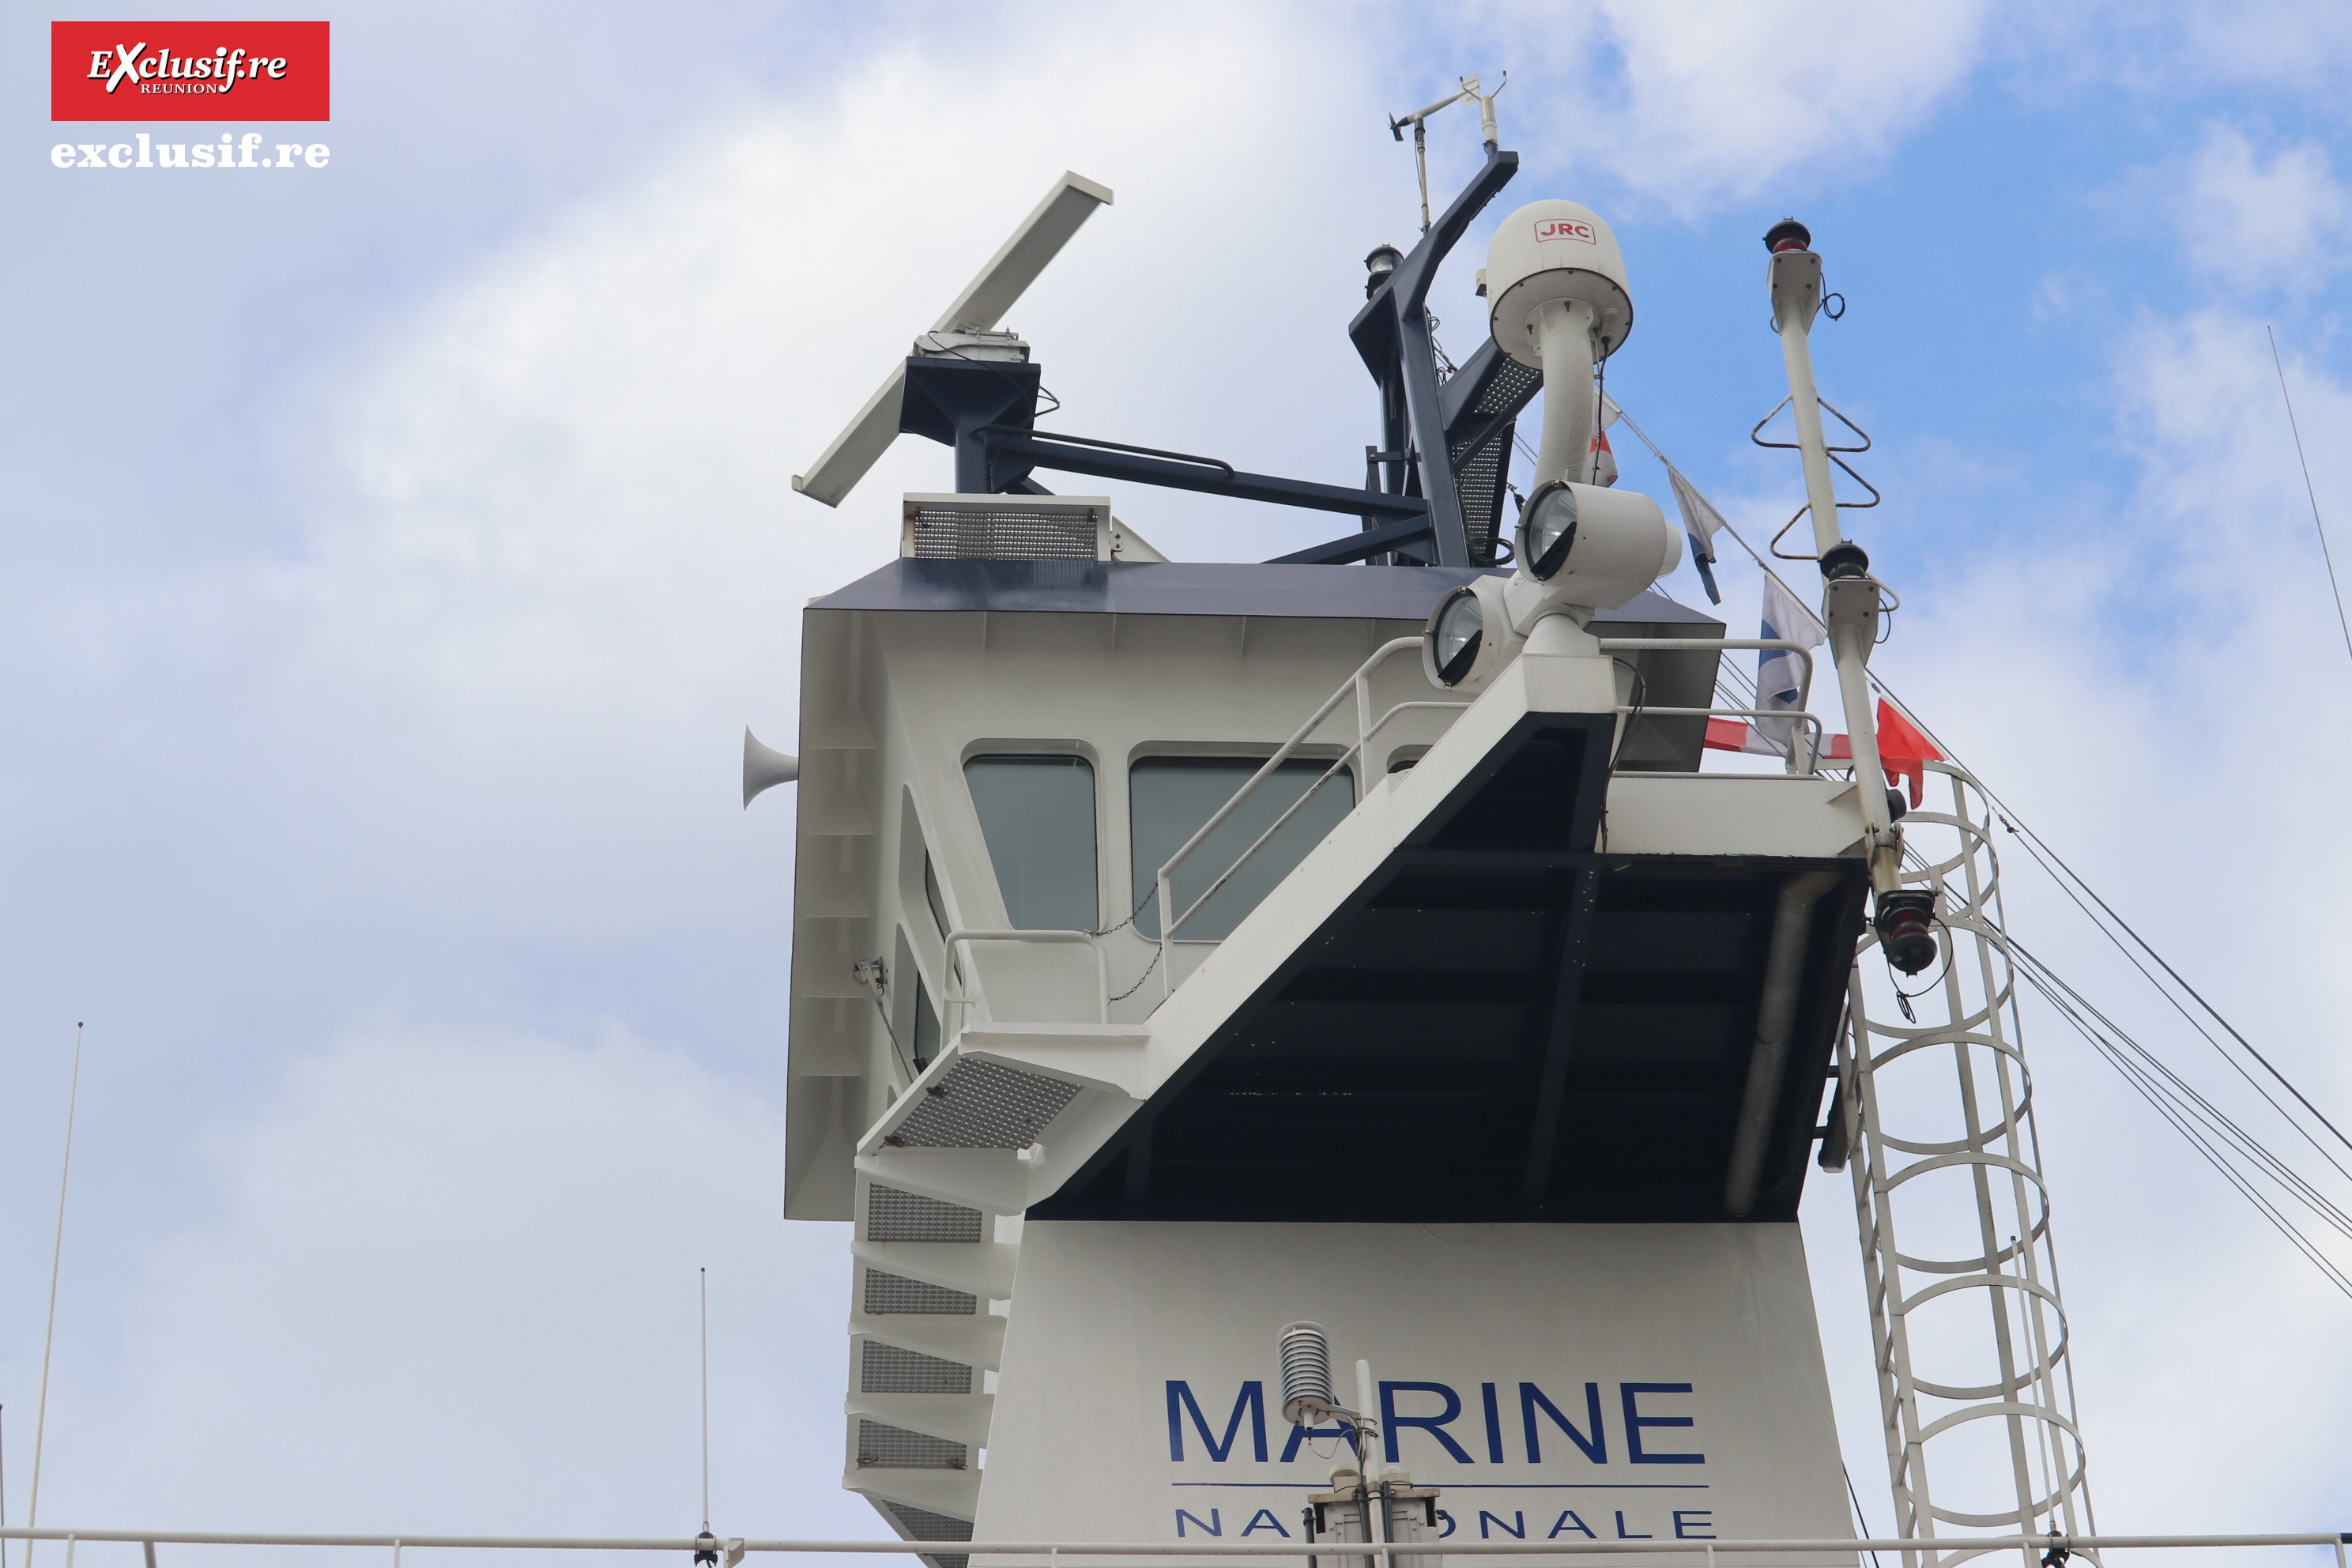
963,755 -> 1100,930
923,854 -> 951,939
1130,757 -> 1355,940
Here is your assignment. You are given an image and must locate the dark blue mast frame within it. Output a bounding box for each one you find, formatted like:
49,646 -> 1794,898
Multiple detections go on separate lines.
896,149 -> 1540,568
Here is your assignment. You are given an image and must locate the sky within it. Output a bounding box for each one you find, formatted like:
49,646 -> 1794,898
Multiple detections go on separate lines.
5,1 -> 2352,1565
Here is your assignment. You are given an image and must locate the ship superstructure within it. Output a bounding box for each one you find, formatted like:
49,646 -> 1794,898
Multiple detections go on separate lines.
767,102 -> 2092,1568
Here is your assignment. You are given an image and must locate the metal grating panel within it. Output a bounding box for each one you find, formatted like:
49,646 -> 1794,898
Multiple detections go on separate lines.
856,1419 -> 969,1470
1448,360 -> 1536,568
884,1502 -> 972,1540
862,1268 -> 978,1315
1452,427 -> 1512,567
861,1340 -> 974,1394
885,1057 -> 1080,1150
909,504 -> 1096,561
883,1502 -> 972,1568
1473,358 -> 1541,417
867,1185 -> 986,1243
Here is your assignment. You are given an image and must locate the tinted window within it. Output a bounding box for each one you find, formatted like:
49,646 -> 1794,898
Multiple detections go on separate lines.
963,756 -> 1099,930
923,853 -> 951,938
912,973 -> 940,1069
1130,758 -> 1354,940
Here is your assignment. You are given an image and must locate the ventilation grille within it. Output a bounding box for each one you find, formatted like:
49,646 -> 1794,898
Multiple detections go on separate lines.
862,1268 -> 978,1316
867,1185 -> 986,1243
883,1502 -> 973,1568
856,1419 -> 969,1470
884,1502 -> 973,1541
884,1057 -> 1081,1150
908,503 -> 1097,561
861,1340 -> 974,1394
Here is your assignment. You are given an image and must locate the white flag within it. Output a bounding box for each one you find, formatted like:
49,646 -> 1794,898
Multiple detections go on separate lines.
1667,468 -> 1726,603
1748,573 -> 1824,758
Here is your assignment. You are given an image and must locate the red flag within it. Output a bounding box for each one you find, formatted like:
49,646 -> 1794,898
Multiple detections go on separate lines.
1874,700 -> 1941,808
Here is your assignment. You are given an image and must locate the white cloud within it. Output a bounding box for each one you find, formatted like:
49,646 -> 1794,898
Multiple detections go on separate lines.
2179,126 -> 2351,292
2169,0 -> 2352,95
37,1027 -> 868,1564
1472,0 -> 1993,217
16,4 -> 2352,1559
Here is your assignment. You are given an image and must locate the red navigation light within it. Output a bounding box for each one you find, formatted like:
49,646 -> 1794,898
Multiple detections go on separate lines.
1764,218 -> 1812,254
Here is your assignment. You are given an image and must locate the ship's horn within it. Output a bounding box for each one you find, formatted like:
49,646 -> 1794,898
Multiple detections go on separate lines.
743,726 -> 799,808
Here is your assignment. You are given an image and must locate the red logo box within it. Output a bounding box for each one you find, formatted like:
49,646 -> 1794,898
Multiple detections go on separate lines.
52,21 -> 329,120
1533,218 -> 1596,245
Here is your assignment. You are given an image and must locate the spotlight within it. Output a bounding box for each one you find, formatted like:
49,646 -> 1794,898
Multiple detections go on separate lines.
1505,481 -> 1681,622
1428,587 -> 1483,684
1422,578 -> 1517,692
1517,481 -> 1579,580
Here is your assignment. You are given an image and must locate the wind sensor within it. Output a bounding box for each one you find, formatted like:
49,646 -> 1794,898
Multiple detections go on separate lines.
1389,74 -> 1506,232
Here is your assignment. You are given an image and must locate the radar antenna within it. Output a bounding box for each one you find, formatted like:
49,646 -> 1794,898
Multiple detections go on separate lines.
1388,73 -> 1506,231
791,171 -> 1114,508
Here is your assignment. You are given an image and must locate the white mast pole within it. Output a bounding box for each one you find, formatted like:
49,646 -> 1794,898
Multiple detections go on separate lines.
24,1025 -> 87,1568
700,1268 -> 711,1534
1767,237 -> 1901,899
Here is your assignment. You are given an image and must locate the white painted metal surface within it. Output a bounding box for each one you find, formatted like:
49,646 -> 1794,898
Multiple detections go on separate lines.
976,1222 -> 1854,1564
1833,761 -> 2094,1567
1763,246 -> 1898,899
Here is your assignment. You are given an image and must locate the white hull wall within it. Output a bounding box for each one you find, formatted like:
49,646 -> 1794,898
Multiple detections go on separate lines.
977,1221 -> 1854,1564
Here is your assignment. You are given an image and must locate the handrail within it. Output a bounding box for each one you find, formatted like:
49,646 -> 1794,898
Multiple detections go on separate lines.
1147,636 -> 1827,1002
1,1525 -> 2343,1558
944,929 -> 1109,1026
1597,636 -> 1815,712
1154,638 -> 1428,996
1622,706 -> 1827,775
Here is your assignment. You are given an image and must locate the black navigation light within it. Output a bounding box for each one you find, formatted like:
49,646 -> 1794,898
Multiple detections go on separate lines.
1427,586 -> 1484,686
1364,244 -> 1403,299
1764,217 -> 1812,254
1875,890 -> 1938,975
1517,481 -> 1579,580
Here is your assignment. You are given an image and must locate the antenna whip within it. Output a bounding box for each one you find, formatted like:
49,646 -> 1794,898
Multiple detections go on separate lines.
2267,326 -> 2352,670
25,1025 -> 86,1568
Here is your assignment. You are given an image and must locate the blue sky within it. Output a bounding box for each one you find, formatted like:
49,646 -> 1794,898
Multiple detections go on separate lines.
4,2 -> 2351,1563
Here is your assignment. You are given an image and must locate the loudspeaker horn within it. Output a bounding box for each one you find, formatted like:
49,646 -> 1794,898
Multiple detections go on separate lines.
743,726 -> 800,808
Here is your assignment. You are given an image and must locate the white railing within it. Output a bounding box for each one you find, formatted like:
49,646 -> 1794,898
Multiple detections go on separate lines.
1597,637 -> 1816,714
943,928 -> 1109,1030
0,1526 -> 2343,1561
1617,706 -> 1825,766
1148,632 -> 1834,1000
1601,637 -> 1822,776
1152,638 -> 1458,997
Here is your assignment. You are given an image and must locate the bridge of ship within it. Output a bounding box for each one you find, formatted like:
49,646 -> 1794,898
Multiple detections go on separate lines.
787,557 -> 1869,1542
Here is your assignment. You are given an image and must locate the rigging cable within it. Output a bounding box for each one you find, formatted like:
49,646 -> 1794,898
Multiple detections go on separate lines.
2007,934 -> 2352,1242
2267,326 -> 2352,672
1608,400 -> 2352,1294
1996,823 -> 2352,1185
2009,940 -> 2352,1300
1614,399 -> 2352,1156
